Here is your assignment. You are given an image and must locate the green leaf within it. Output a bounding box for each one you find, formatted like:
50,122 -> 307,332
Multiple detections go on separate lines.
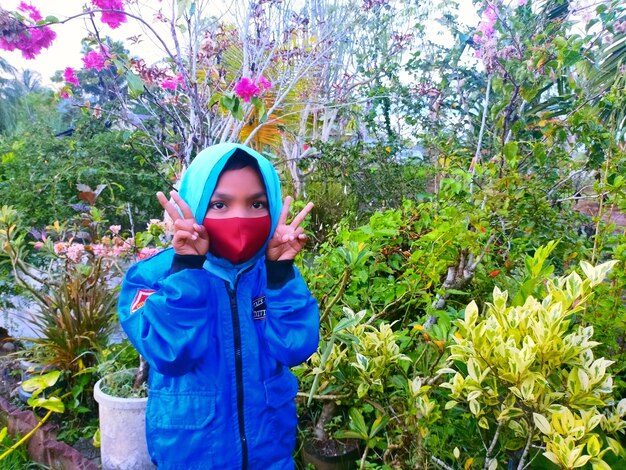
587,435 -> 601,457
333,310 -> 366,333
251,96 -> 266,122
93,428 -> 101,448
44,16 -> 59,24
28,396 -> 65,413
22,371 -> 62,393
370,414 -> 389,437
231,98 -> 244,121
335,430 -> 363,440
605,437 -> 624,456
0,427 -> 7,443
591,458 -> 613,470
520,85 -> 539,102
533,413 -> 551,435
503,141 -> 518,161
220,93 -> 236,112
126,72 -> 145,98
348,408 -> 368,436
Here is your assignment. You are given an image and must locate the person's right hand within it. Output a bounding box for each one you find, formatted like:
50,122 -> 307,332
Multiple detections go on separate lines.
157,190 -> 209,256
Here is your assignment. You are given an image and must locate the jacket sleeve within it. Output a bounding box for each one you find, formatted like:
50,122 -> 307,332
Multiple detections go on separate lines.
263,261 -> 320,367
118,254 -> 213,376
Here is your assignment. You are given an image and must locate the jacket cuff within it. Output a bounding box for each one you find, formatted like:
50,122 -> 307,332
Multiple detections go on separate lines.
171,254 -> 206,273
266,260 -> 295,289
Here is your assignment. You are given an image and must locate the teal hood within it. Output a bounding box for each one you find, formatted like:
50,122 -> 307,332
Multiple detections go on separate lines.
178,143 -> 282,275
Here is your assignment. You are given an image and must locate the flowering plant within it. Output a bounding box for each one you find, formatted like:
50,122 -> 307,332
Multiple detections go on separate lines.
0,195 -> 169,377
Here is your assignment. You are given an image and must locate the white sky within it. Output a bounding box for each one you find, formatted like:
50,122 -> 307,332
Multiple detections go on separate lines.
1,0 -> 481,85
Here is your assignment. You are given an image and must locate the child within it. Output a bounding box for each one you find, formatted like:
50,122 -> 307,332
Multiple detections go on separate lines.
118,143 -> 320,469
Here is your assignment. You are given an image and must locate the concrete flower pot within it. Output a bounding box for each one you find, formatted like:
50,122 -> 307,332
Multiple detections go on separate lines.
94,370 -> 155,470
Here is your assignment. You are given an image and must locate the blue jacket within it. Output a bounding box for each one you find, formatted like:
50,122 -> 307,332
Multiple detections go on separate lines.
118,143 -> 320,469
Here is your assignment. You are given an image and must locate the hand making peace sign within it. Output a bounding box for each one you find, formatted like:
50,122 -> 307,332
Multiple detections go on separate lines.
157,191 -> 209,256
266,196 -> 314,261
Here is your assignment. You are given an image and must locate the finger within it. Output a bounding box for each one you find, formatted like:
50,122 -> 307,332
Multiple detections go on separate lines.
174,219 -> 196,232
281,226 -> 305,243
157,191 -> 181,222
175,230 -> 198,243
170,191 -> 195,220
193,223 -> 209,240
289,201 -> 314,228
277,196 -> 293,226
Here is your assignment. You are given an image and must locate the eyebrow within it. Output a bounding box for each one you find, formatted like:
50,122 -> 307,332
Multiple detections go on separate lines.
211,191 -> 267,200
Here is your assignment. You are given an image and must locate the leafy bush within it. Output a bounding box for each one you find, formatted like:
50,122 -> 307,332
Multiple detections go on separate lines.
0,114 -> 165,229
440,260 -> 625,469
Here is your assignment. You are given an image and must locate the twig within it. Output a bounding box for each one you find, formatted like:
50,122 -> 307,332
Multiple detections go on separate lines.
484,420 -> 503,469
296,391 -> 350,400
431,456 -> 455,470
469,75 -> 493,194
517,421 -> 533,470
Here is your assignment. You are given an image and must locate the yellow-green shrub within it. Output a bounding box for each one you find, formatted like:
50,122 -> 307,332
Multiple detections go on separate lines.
440,260 -> 626,470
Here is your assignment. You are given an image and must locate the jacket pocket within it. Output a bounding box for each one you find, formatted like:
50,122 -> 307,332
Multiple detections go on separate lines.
147,389 -> 216,430
252,366 -> 298,465
264,366 -> 298,408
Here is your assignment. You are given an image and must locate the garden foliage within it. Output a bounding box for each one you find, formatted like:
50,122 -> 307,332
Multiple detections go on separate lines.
1,0 -> 626,468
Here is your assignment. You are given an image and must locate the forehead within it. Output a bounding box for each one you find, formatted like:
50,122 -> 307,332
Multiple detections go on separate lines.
213,166 -> 267,197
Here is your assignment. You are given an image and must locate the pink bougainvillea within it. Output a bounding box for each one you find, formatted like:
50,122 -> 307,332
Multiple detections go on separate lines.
0,3 -> 57,60
161,73 -> 184,90
82,49 -> 107,71
234,77 -> 261,102
91,0 -> 127,29
64,67 -> 80,86
18,2 -> 43,22
257,75 -> 272,91
472,2 -> 499,65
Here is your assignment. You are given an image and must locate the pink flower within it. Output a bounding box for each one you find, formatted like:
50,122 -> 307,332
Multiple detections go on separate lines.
91,243 -> 108,257
484,4 -> 498,22
112,244 -> 131,256
82,50 -> 107,71
66,243 -> 85,263
478,21 -> 495,38
91,0 -> 127,29
257,75 -> 272,90
234,77 -> 261,102
59,89 -> 71,99
137,247 -> 160,260
109,225 -> 121,235
18,2 -> 43,22
54,242 -> 67,254
161,74 -> 184,90
64,67 -> 79,87
3,27 -> 57,60
517,0 -> 528,5
33,241 -> 44,249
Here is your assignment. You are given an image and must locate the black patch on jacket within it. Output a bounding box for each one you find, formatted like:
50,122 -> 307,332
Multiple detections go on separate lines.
252,296 -> 266,320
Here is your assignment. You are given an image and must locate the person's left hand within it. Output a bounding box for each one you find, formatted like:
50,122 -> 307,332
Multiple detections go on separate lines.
266,196 -> 314,261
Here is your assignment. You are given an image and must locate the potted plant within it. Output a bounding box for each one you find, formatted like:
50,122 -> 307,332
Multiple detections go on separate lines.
94,366 -> 153,470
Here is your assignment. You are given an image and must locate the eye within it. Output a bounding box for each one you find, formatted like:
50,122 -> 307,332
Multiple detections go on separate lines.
252,201 -> 267,209
209,201 -> 226,210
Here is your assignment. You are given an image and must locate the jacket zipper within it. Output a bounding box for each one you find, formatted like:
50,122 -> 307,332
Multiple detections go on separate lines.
227,282 -> 248,470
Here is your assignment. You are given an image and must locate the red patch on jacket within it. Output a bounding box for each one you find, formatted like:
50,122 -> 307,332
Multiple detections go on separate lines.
130,289 -> 156,313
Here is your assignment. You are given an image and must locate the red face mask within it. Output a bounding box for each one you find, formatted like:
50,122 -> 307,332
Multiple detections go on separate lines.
202,215 -> 271,264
